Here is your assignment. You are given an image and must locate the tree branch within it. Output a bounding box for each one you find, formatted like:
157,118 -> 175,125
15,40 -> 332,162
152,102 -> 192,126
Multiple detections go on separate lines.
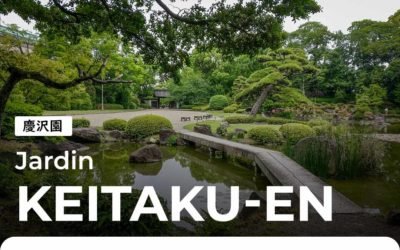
7,58 -> 131,90
154,0 -> 210,25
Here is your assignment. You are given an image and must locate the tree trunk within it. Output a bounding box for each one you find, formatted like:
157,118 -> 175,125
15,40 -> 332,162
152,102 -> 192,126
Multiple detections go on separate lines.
250,85 -> 273,116
0,72 -> 22,137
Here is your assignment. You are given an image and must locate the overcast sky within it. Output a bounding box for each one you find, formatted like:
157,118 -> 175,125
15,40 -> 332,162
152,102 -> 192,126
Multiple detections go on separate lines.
1,0 -> 400,33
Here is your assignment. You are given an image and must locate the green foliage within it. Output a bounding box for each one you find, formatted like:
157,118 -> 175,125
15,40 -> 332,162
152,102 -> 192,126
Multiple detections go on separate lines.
356,84 -> 386,113
192,105 -> 209,111
72,118 -> 90,128
248,126 -> 283,145
225,115 -> 303,125
307,118 -> 330,127
0,163 -> 23,197
313,125 -> 331,136
216,125 -> 228,137
262,87 -> 312,111
126,115 -> 172,140
280,123 -> 315,144
3,102 -> 42,137
223,103 -> 239,113
103,119 -> 127,131
166,134 -> 178,146
168,67 -> 214,106
209,95 -> 229,110
291,126 -> 384,179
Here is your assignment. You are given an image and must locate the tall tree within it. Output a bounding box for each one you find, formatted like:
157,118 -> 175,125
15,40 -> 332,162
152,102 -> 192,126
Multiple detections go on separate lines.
1,0 -> 321,74
0,29 -> 135,136
235,48 -> 319,115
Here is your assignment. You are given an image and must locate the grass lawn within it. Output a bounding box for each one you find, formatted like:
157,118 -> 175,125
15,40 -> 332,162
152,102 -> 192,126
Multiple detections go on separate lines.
44,109 -> 142,116
184,120 -> 281,134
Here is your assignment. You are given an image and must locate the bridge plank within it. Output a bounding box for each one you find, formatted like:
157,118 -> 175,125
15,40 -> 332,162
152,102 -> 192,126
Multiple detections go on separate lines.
178,130 -> 363,214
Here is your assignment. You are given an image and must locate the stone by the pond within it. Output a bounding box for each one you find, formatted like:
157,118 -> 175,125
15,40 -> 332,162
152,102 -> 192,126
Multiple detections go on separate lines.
109,130 -> 126,139
194,124 -> 212,136
386,210 -> 400,226
71,128 -> 101,143
159,128 -> 176,145
129,144 -> 163,163
38,140 -> 89,155
101,130 -> 128,142
147,137 -> 159,144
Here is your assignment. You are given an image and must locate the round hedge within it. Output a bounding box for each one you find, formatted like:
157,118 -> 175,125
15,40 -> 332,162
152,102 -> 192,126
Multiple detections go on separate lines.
248,126 -> 283,145
103,119 -> 127,131
280,123 -> 315,144
73,118 -> 90,128
223,103 -> 239,113
307,118 -> 330,127
126,115 -> 173,139
209,95 -> 229,110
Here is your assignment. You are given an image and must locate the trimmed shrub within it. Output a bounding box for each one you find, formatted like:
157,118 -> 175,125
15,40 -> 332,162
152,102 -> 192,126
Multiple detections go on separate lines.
225,115 -> 303,125
192,105 -> 209,111
3,102 -> 42,137
225,116 -> 255,124
313,125 -> 331,136
126,115 -> 173,139
307,118 -> 330,127
223,103 -> 239,113
180,105 -> 193,109
248,126 -> 283,145
209,95 -> 229,110
73,118 -> 90,128
280,123 -> 315,144
103,119 -> 127,131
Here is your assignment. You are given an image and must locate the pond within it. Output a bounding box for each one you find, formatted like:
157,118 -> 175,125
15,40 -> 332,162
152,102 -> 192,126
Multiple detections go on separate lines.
80,143 -> 269,227
327,142 -> 400,213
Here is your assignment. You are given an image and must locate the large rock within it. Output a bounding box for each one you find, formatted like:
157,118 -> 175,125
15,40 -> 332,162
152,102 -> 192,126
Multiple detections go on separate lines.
38,141 -> 89,155
387,210 -> 400,226
70,128 -> 101,143
129,144 -> 163,163
194,124 -> 212,136
159,128 -> 176,145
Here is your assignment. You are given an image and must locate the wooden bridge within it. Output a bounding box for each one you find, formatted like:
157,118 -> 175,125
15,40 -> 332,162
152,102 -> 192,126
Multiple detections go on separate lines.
177,130 -> 363,214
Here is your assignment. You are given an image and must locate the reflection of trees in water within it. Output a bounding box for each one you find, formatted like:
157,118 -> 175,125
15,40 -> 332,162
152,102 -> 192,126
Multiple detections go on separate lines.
174,149 -> 260,190
132,162 -> 163,176
79,143 -> 137,186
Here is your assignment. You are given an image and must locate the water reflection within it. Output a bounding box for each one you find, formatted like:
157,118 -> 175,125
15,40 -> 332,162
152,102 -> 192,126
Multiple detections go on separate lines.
84,143 -> 269,226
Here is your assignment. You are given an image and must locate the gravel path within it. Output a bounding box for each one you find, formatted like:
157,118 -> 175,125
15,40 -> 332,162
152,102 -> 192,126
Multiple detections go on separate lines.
72,109 -> 216,129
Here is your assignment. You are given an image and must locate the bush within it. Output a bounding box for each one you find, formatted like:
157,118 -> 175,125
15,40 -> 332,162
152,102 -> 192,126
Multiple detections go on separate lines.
280,123 -> 315,144
126,115 -> 173,139
192,105 -> 209,111
225,115 -> 254,124
225,115 -> 303,125
313,125 -> 331,136
223,103 -> 239,113
248,126 -> 283,145
180,105 -> 193,109
291,126 -> 384,179
2,102 -> 42,137
103,119 -> 127,131
209,95 -> 229,110
96,104 -> 125,110
73,118 -> 90,128
216,125 -> 228,137
307,118 -> 330,127
140,103 -> 152,109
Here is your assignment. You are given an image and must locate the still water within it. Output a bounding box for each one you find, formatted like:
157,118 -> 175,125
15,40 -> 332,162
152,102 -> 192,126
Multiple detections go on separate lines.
80,143 -> 269,225
327,142 -> 400,213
